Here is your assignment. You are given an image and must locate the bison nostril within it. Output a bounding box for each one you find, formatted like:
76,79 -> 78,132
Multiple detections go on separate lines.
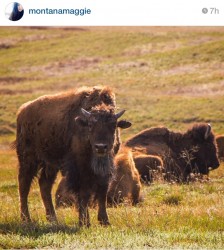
95,144 -> 108,152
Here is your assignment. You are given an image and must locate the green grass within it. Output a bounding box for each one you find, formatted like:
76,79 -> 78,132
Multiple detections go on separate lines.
0,27 -> 224,248
0,150 -> 223,249
1,27 -> 224,139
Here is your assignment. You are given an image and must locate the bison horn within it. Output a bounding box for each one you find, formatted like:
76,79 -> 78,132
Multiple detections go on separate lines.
205,123 -> 211,139
115,110 -> 126,119
81,108 -> 91,118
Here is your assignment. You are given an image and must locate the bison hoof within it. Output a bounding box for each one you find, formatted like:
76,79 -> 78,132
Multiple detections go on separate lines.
46,215 -> 58,223
21,214 -> 31,223
79,221 -> 91,227
99,220 -> 110,226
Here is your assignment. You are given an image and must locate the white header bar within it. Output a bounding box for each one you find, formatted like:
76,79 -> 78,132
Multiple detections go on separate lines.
1,0 -> 224,26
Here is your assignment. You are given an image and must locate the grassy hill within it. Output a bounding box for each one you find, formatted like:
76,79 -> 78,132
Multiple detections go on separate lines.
0,27 -> 224,249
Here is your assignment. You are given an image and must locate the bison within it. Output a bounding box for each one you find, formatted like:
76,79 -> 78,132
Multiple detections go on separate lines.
107,147 -> 142,206
55,147 -> 142,208
133,153 -> 164,183
55,177 -> 77,208
125,123 -> 220,182
216,135 -> 224,160
15,86 -> 131,226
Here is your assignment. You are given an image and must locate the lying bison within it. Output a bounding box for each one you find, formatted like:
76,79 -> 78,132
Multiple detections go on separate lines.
55,177 -> 77,208
107,147 -> 142,206
216,135 -> 224,160
56,147 -> 142,208
15,86 -> 131,226
125,124 -> 219,182
133,153 -> 164,183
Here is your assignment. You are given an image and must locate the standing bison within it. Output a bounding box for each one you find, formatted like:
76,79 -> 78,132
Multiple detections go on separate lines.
125,124 -> 219,182
216,135 -> 224,160
56,147 -> 142,208
15,86 -> 131,226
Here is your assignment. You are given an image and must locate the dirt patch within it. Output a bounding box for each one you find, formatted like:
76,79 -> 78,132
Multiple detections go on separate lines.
123,41 -> 183,57
0,77 -> 40,85
158,64 -> 198,76
115,61 -> 149,69
0,88 -> 34,95
188,36 -> 223,46
123,36 -> 223,57
0,34 -> 65,49
20,57 -> 101,76
26,26 -> 50,30
0,43 -> 13,50
0,40 -> 15,50
85,26 -> 224,33
22,34 -> 65,42
166,81 -> 224,97
27,26 -> 88,32
0,89 -> 14,95
60,27 -> 88,32
103,61 -> 151,74
158,62 -> 224,77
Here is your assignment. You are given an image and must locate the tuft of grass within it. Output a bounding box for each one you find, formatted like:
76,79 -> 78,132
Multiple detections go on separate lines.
0,183 -> 17,193
163,194 -> 183,205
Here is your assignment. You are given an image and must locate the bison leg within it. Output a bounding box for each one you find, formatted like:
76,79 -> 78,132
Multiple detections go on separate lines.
78,192 -> 91,227
132,182 -> 141,205
18,167 -> 36,222
97,185 -> 110,225
38,167 -> 58,222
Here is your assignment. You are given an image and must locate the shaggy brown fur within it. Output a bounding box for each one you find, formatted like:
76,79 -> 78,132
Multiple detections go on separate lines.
133,153 -> 164,183
55,177 -> 77,208
55,177 -> 97,208
55,147 -> 142,208
15,86 -> 131,226
216,135 -> 224,160
107,147 -> 142,205
125,124 -> 219,182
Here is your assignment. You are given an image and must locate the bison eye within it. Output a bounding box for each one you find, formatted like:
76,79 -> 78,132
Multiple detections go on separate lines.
88,120 -> 97,130
88,123 -> 93,130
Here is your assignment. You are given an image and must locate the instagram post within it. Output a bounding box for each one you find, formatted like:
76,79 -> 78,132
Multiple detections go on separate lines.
0,0 -> 223,249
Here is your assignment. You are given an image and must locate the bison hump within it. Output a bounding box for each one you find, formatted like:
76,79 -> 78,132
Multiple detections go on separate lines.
125,127 -> 169,147
145,127 -> 169,136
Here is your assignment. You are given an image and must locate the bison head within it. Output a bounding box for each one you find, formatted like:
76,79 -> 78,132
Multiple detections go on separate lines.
189,124 -> 220,175
75,107 -> 131,176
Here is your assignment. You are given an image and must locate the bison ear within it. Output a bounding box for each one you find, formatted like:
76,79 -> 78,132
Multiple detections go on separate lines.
117,120 -> 132,129
75,116 -> 88,127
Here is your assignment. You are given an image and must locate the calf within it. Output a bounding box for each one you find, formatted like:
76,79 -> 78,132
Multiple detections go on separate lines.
133,153 -> 164,183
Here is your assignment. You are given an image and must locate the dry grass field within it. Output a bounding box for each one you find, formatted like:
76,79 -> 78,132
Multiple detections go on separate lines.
0,27 -> 224,249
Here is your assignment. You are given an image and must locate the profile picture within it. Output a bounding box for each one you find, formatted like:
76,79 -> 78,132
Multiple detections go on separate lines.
5,2 -> 24,21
